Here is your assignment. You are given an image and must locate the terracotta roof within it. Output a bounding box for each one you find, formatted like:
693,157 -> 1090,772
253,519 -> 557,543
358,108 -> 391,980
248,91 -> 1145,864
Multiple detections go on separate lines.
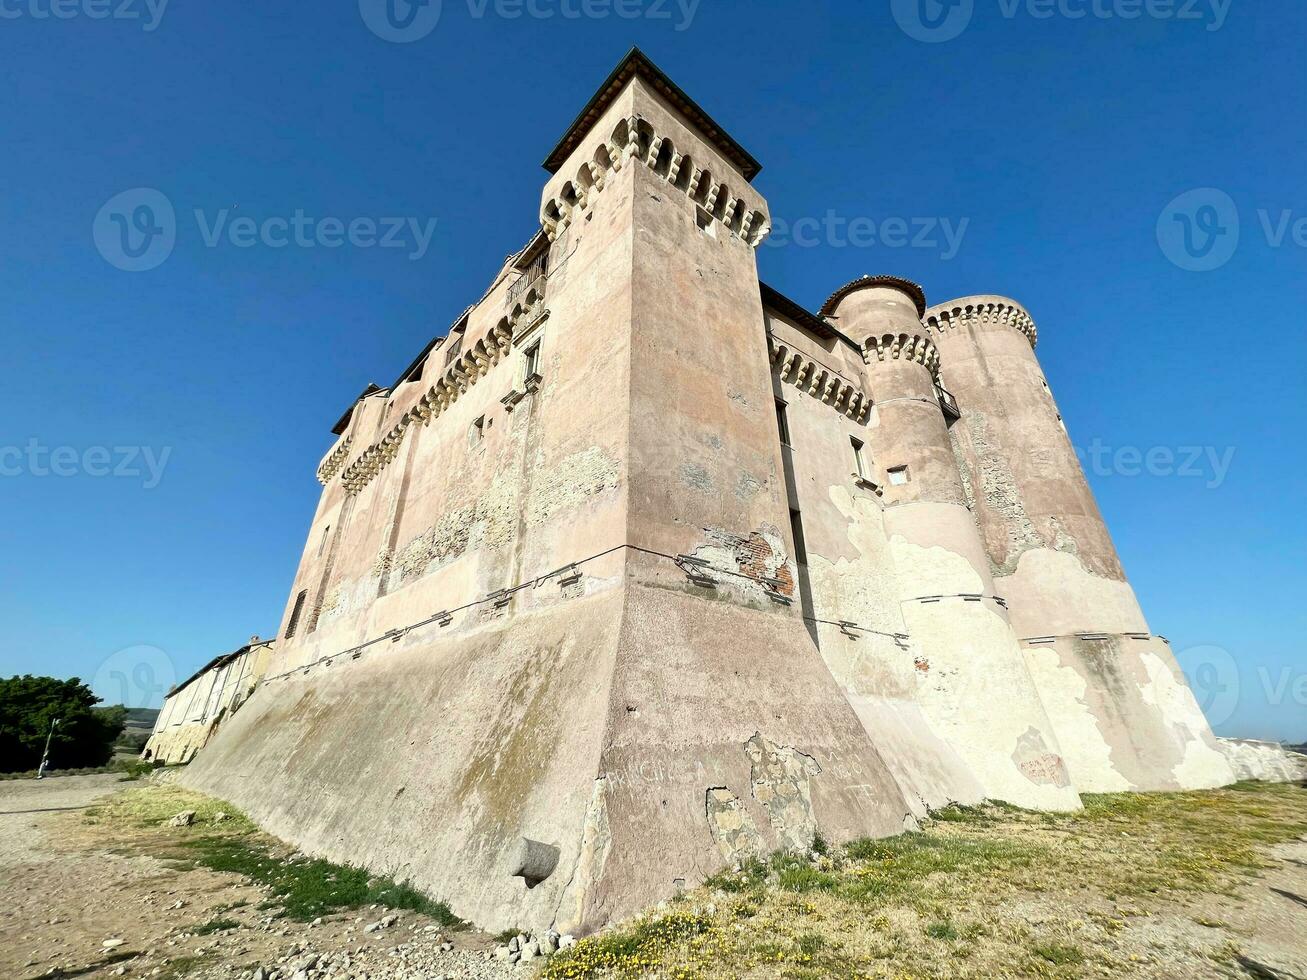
760,282 -> 860,355
331,384 -> 386,436
819,275 -> 928,318
543,47 -> 762,182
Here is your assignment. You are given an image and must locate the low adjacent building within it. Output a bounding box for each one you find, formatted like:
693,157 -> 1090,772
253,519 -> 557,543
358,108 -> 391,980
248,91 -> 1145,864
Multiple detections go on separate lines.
143,638 -> 274,765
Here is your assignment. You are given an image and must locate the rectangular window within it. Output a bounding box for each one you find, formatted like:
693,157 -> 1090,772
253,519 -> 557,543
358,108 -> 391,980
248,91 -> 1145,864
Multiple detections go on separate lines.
789,509 -> 809,567
285,590 -> 308,639
775,399 -> 792,447
523,341 -> 541,381
851,437 -> 867,479
317,525 -> 331,558
443,334 -> 464,366
470,415 -> 486,447
888,465 -> 910,486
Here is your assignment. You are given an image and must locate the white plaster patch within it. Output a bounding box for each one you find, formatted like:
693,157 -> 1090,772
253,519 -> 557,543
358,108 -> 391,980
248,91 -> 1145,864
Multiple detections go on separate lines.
1138,650 -> 1235,789
1022,646 -> 1132,793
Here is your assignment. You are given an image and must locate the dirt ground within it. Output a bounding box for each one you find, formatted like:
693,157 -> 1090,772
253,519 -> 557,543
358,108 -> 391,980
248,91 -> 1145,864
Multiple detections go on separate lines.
1,776 -> 1305,980
0,774 -> 513,980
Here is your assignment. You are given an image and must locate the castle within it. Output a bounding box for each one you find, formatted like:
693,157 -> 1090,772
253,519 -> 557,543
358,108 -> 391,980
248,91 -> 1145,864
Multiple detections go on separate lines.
168,49 -> 1240,935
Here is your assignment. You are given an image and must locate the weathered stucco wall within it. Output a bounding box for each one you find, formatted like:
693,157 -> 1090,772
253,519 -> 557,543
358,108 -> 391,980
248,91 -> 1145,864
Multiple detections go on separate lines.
1022,634 -> 1232,791
924,296 -> 1233,793
185,594 -> 624,936
179,51 -> 1242,939
145,641 -> 273,766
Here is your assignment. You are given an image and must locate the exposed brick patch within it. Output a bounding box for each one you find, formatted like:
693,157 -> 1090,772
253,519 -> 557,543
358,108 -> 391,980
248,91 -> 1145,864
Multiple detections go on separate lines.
735,532 -> 795,598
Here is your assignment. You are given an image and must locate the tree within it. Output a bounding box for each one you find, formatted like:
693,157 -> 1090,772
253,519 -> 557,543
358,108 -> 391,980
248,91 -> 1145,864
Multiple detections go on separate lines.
0,676 -> 127,773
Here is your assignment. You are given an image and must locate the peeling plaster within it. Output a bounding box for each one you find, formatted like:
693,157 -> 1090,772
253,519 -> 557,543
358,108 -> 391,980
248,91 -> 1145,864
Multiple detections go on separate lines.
705,787 -> 765,863
961,410 -> 1042,576
1137,651 -> 1233,789
1012,727 -> 1072,788
745,733 -> 821,853
1023,646 -> 1131,793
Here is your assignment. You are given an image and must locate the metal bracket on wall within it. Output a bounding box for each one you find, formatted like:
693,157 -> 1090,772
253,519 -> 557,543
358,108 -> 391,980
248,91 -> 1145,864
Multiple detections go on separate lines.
674,554 -> 717,588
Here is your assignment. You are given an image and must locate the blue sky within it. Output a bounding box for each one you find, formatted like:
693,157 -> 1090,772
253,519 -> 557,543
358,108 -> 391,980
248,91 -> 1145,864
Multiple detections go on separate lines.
1,1 -> 1302,741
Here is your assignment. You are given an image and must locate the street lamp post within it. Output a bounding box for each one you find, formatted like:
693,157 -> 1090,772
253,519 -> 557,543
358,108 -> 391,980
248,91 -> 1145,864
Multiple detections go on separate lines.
36,718 -> 60,780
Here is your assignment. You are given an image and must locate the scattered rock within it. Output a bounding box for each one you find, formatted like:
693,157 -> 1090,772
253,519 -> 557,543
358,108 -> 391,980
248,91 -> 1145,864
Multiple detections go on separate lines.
102,938 -> 125,949
168,811 -> 196,828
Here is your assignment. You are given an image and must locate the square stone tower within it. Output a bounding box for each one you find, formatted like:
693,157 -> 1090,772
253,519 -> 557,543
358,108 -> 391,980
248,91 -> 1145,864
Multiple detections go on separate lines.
181,50 -> 918,936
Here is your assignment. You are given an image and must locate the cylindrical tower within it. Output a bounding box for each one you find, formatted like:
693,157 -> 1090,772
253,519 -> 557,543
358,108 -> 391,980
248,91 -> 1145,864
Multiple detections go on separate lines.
925,296 -> 1232,792
924,296 -> 1146,637
823,277 -> 1081,812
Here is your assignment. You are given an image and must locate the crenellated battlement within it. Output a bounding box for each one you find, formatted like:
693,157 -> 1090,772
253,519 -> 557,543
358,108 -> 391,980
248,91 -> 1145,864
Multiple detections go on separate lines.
864,332 -> 942,378
925,296 -> 1038,349
541,112 -> 770,248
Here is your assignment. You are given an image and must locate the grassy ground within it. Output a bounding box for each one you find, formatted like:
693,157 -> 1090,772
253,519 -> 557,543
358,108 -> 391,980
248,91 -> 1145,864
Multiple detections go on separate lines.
542,782 -> 1307,980
0,758 -> 165,781
83,784 -> 464,927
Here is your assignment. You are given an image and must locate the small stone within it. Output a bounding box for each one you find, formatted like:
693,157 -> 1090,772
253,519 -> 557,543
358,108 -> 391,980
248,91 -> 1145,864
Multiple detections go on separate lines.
494,946 -> 512,961
213,812 -> 229,823
102,939 -> 125,949
559,934 -> 576,950
168,811 -> 197,828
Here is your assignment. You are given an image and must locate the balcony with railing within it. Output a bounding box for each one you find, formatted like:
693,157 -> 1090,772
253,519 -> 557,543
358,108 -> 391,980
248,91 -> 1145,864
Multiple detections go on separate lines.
507,251 -> 549,310
935,382 -> 961,421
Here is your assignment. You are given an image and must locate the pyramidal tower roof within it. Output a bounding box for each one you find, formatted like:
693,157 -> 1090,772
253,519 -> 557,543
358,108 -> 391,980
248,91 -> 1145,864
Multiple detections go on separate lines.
542,47 -> 762,182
